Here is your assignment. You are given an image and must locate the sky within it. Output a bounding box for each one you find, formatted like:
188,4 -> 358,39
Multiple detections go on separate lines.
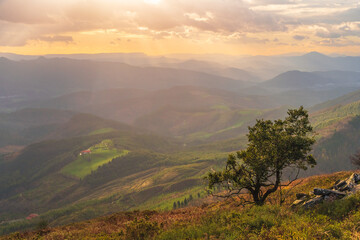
0,0 -> 360,56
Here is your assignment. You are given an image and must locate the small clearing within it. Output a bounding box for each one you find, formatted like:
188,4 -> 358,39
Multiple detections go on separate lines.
61,139 -> 129,178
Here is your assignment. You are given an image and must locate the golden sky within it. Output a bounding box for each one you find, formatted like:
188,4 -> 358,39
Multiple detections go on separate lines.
0,0 -> 360,55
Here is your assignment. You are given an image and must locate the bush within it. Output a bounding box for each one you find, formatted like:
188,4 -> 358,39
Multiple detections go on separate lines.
125,218 -> 160,240
315,193 -> 360,220
36,218 -> 49,230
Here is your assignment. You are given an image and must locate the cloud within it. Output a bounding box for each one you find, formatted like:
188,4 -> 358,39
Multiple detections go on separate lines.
317,38 -> 360,47
316,30 -> 341,38
0,0 -> 58,24
293,35 -> 307,40
37,35 -> 74,43
0,0 -> 359,50
332,6 -> 360,23
312,22 -> 360,39
0,21 -> 33,46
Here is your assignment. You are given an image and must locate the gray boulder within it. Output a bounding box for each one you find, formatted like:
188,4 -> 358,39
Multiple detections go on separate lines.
302,196 -> 323,208
334,180 -> 346,190
313,188 -> 346,198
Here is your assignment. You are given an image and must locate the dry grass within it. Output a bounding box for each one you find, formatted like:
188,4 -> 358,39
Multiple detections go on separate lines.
3,170 -> 360,240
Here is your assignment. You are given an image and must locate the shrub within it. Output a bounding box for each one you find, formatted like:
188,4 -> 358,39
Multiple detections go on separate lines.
125,218 -> 160,240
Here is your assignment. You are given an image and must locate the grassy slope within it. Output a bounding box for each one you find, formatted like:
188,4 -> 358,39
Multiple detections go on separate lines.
0,127 -> 231,235
310,100 -> 360,138
61,139 -> 129,178
88,128 -> 115,136
310,88 -> 360,112
61,149 -> 129,179
4,171 -> 360,240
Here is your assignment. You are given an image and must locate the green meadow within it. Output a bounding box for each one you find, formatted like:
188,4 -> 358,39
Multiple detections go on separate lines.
61,139 -> 129,178
88,128 -> 116,136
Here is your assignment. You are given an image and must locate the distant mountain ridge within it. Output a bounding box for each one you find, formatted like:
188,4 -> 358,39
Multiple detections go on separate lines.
2,51 -> 360,80
262,70 -> 360,91
0,109 -> 138,148
10,86 -> 279,124
0,57 -> 249,101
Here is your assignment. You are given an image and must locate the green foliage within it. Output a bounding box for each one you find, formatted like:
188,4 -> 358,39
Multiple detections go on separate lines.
314,192 -> 360,220
207,107 -> 316,205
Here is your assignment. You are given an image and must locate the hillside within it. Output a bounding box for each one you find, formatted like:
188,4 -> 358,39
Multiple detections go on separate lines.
3,171 -> 360,239
0,109 -> 136,148
9,87 -> 287,142
0,57 -> 249,105
311,89 -> 360,112
262,70 -> 360,92
0,115 -> 230,235
11,86 -> 279,124
0,108 -> 75,148
310,99 -> 360,137
229,52 -> 360,79
155,59 -> 261,82
1,90 -> 360,236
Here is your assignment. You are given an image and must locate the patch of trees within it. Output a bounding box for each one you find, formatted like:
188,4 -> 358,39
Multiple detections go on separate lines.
82,151 -> 167,186
173,193 -> 201,209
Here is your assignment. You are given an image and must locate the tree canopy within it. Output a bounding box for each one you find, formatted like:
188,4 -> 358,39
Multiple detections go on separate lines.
207,106 -> 316,205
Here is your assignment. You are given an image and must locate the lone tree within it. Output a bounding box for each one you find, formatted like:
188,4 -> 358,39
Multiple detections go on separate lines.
207,106 -> 316,205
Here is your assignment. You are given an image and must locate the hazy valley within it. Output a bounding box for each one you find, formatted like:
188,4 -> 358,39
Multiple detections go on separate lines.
1,52 -> 360,237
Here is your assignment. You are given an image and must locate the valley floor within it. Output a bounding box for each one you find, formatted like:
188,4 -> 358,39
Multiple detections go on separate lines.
3,171 -> 360,240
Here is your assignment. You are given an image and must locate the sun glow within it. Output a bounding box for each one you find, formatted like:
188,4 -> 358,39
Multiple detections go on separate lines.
144,0 -> 161,4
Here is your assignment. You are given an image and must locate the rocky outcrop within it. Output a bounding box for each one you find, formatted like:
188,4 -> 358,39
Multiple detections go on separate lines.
292,173 -> 360,209
313,188 -> 346,197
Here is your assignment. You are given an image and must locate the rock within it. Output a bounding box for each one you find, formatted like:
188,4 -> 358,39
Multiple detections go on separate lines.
313,188 -> 346,198
334,180 -> 346,190
297,172 -> 360,209
341,173 -> 358,192
302,196 -> 323,208
291,199 -> 306,208
355,173 -> 360,183
347,183 -> 360,195
347,173 -> 356,183
296,193 -> 309,200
